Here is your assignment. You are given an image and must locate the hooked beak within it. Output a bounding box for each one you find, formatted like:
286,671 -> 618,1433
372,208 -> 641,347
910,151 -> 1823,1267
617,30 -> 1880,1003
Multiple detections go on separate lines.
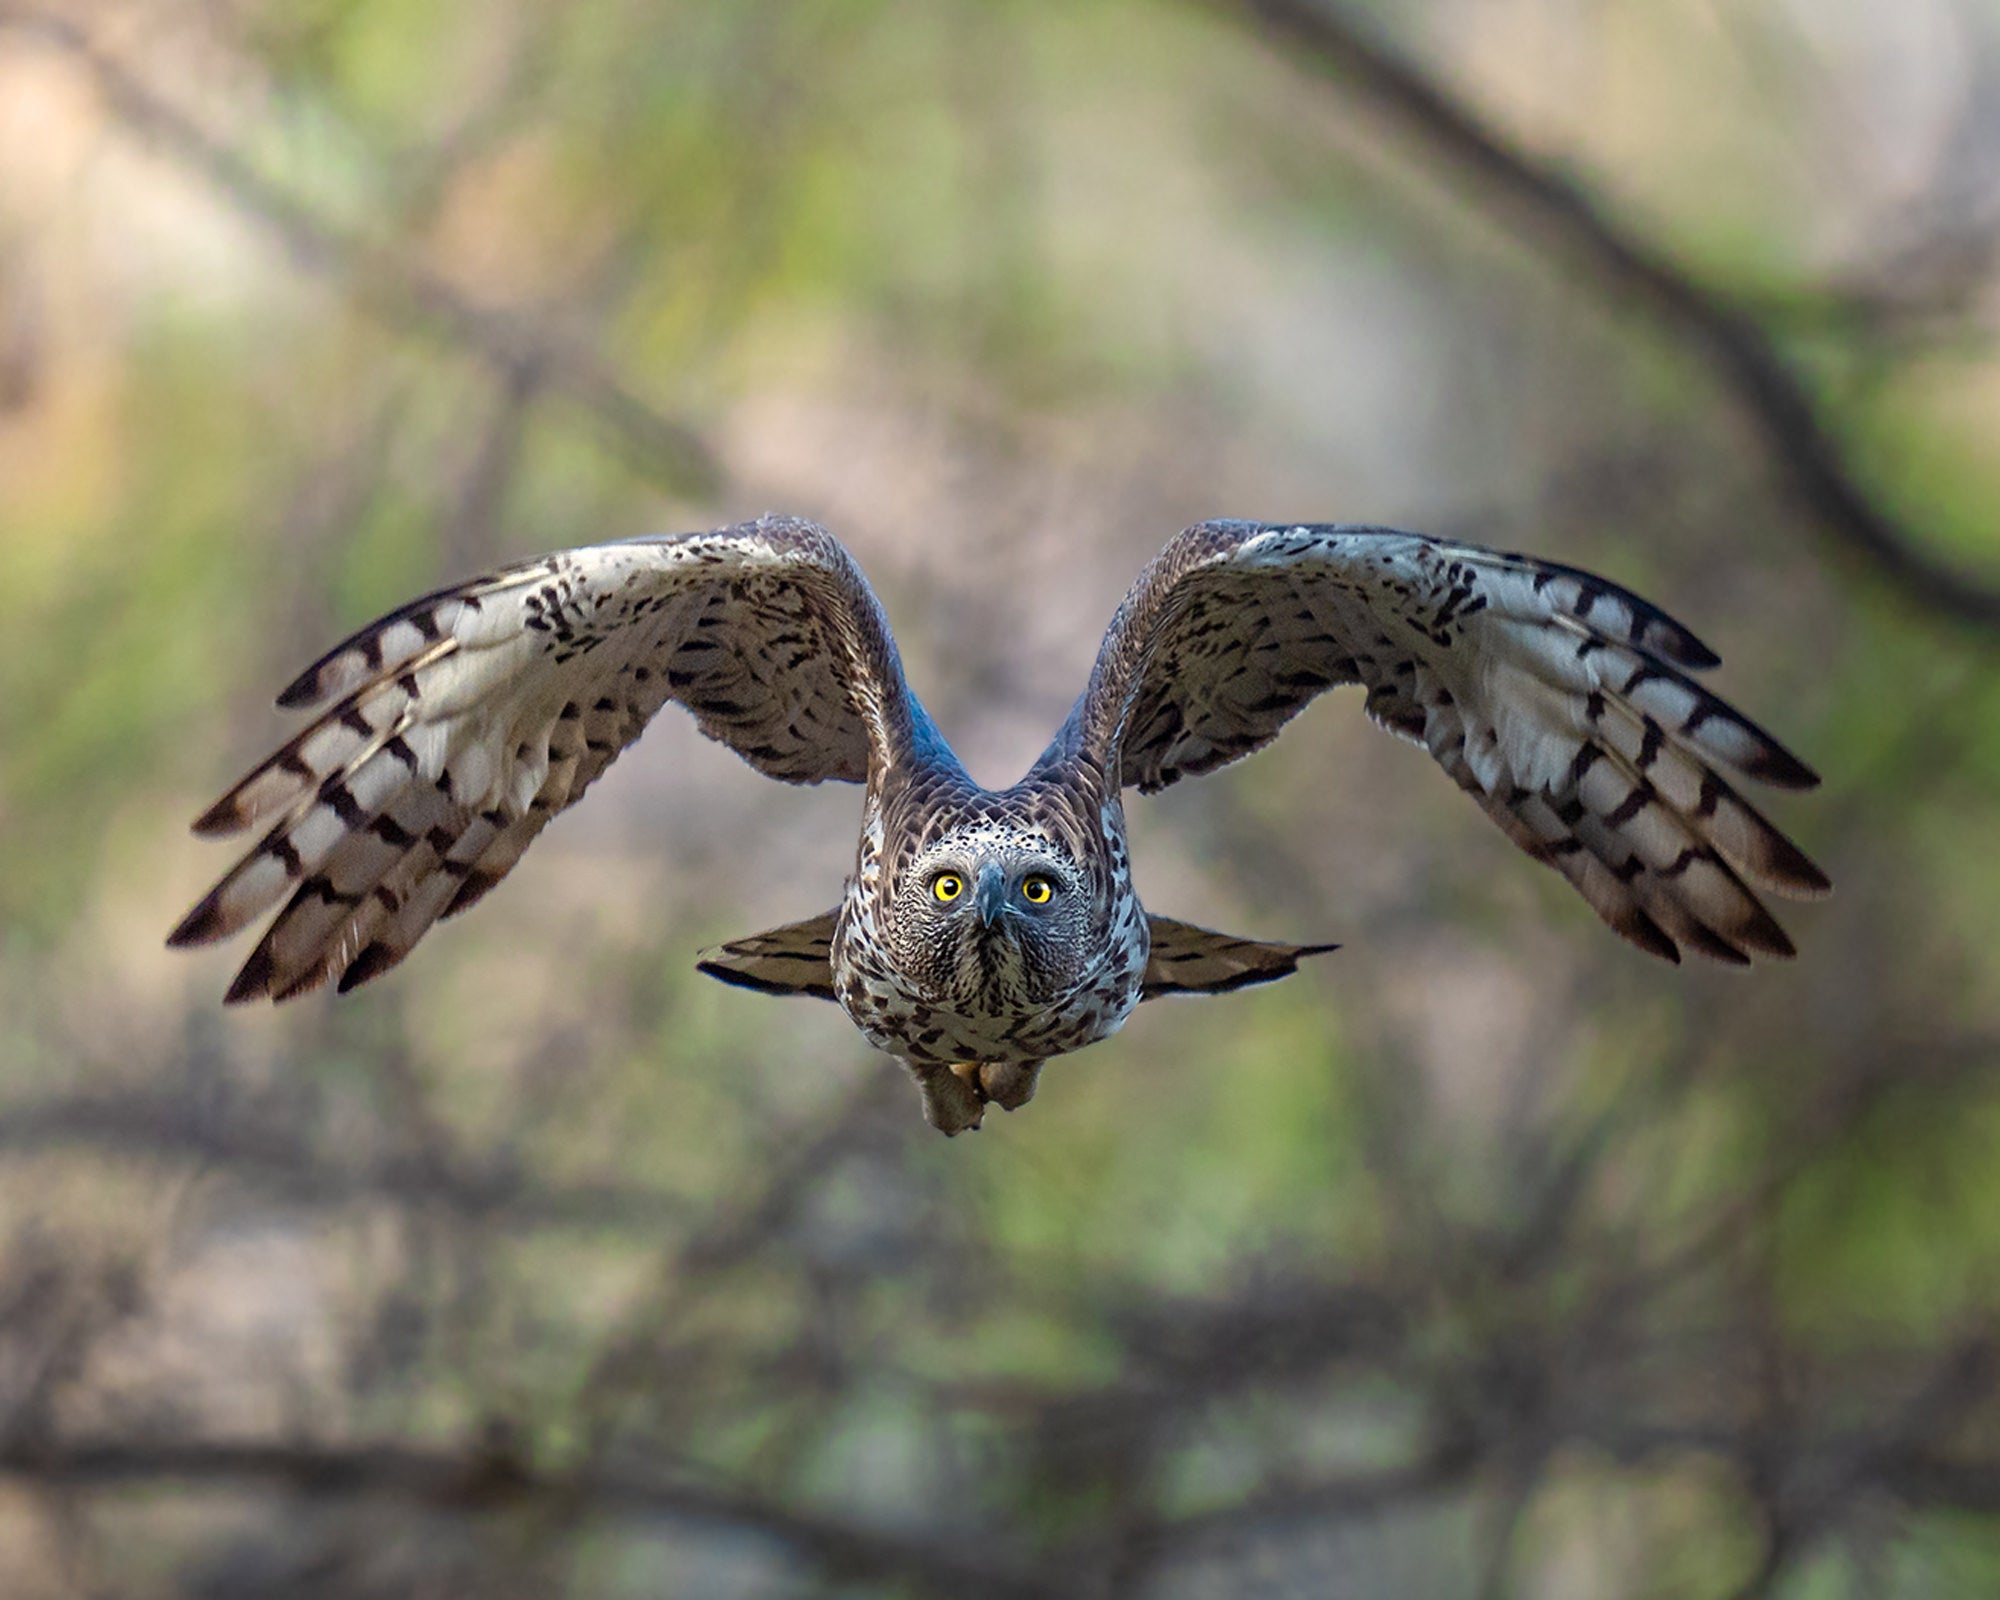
975,861 -> 1008,929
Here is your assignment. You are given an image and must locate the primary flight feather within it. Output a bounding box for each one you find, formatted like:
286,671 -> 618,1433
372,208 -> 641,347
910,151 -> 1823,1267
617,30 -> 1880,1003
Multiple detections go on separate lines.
170,515 -> 1828,1133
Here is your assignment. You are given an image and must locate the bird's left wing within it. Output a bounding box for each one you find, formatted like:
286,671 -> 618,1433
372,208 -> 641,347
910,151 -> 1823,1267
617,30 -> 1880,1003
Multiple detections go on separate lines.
170,515 -> 910,1003
1050,521 -> 1828,965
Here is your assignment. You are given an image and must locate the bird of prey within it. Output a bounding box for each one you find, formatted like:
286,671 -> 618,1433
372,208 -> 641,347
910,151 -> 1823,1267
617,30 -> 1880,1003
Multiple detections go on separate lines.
169,516 -> 1827,1133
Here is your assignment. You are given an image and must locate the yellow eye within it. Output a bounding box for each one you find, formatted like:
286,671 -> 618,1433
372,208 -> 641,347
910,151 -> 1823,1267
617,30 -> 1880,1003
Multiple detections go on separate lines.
932,873 -> 963,903
1021,876 -> 1053,905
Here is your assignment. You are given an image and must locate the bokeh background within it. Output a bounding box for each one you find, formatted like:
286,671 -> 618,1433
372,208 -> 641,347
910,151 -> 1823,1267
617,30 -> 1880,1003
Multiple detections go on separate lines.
4,1 -> 2000,1595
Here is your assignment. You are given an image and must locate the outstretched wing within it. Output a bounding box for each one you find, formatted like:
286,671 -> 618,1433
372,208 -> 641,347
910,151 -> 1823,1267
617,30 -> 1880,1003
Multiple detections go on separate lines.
1051,521 -> 1829,965
169,515 -> 911,1003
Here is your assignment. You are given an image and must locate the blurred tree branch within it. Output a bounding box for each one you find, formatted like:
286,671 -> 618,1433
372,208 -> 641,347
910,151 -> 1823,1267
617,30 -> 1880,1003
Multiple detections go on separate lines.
0,1436 -> 1065,1600
1216,0 -> 2000,632
0,8 -> 721,497
13,1314 -> 1990,1597
0,1087 -> 697,1232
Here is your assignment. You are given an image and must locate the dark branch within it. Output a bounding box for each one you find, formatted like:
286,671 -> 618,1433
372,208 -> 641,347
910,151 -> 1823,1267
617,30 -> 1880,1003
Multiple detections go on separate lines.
0,1089 -> 697,1232
1220,0 -> 2000,630
1142,1441 -> 1477,1547
0,1437 -> 1064,1600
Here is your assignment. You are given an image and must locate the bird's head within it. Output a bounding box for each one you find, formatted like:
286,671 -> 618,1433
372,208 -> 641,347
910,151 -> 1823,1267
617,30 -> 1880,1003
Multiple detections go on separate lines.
887,826 -> 1093,1008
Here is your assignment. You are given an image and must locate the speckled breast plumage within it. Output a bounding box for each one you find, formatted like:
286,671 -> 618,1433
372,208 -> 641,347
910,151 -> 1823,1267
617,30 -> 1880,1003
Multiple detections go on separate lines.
829,774 -> 1151,1074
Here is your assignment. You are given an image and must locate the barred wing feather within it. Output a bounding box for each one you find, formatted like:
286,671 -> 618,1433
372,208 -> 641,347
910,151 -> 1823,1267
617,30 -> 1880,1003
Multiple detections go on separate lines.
1061,521 -> 1828,965
168,516 -> 905,1003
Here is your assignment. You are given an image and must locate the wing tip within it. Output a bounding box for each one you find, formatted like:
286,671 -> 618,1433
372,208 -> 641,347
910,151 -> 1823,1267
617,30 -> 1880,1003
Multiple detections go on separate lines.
1748,745 -> 1821,792
1638,610 -> 1720,670
337,941 -> 401,994
1770,841 -> 1833,899
190,796 -> 248,838
166,901 -> 220,950
275,665 -> 327,710
1625,909 -> 1682,964
1677,632 -> 1722,671
1680,923 -> 1755,966
222,946 -> 277,1004
272,964 -> 335,1004
1732,901 -> 1798,962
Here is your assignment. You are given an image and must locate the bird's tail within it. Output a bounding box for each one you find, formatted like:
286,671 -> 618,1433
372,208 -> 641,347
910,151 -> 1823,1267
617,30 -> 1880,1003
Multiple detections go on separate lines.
1140,915 -> 1337,999
696,911 -> 839,999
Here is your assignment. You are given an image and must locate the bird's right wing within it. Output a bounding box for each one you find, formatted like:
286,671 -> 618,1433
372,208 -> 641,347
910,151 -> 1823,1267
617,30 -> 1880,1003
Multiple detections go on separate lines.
169,515 -> 911,1003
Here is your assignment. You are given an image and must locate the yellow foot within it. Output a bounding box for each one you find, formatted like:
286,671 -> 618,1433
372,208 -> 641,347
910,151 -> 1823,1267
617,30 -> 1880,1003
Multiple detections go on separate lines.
909,1059 -> 1046,1135
914,1062 -> 984,1135
976,1059 -> 1042,1111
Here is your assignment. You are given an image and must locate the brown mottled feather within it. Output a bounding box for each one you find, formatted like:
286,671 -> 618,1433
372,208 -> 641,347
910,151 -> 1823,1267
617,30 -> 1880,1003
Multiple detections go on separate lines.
696,912 -> 840,1000
171,516 -> 914,1002
1140,916 -> 1337,998
1049,521 -> 1825,966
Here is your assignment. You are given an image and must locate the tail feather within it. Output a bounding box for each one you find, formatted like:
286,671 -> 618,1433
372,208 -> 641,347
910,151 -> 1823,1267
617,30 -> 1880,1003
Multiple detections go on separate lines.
1140,915 -> 1336,1000
696,912 -> 840,1000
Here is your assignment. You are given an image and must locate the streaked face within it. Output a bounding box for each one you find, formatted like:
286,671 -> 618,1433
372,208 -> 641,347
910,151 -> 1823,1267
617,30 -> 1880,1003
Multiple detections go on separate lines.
887,829 -> 1091,1009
